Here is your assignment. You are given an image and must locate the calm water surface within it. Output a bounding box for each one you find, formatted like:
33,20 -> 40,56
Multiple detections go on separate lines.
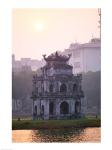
12,127 -> 100,143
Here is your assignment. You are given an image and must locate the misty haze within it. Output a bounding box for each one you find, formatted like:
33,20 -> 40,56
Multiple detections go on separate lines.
12,8 -> 101,143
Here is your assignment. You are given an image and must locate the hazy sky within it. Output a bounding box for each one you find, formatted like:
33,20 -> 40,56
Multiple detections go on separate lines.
12,8 -> 99,60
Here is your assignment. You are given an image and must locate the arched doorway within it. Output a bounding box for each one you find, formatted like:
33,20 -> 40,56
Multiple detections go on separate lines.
60,84 -> 67,93
60,101 -> 69,114
75,101 -> 81,114
49,84 -> 53,93
49,102 -> 54,115
34,105 -> 37,115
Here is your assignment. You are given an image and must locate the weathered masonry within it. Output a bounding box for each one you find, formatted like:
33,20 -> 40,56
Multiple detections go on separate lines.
31,52 -> 85,120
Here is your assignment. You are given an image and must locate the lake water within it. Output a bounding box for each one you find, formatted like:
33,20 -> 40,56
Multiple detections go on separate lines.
12,127 -> 100,143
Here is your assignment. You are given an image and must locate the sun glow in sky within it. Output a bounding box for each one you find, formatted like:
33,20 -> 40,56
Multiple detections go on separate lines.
35,21 -> 45,32
13,9 -> 99,60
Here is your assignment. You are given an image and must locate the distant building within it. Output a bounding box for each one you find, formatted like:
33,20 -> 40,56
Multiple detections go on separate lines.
12,55 -> 22,73
12,54 -> 42,72
32,52 -> 85,120
21,65 -> 32,72
21,58 -> 31,66
62,38 -> 101,115
63,38 -> 101,74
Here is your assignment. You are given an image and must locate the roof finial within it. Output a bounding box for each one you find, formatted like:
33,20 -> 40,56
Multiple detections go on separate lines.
43,54 -> 46,60
68,54 -> 72,59
55,51 -> 58,56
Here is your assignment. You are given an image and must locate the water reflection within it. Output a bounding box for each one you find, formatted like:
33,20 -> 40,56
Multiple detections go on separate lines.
12,127 -> 100,143
32,128 -> 84,142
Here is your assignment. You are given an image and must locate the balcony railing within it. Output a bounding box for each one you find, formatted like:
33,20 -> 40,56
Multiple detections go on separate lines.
35,91 -> 84,98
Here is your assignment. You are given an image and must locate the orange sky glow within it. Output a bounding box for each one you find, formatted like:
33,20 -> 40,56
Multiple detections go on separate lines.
12,8 -> 99,60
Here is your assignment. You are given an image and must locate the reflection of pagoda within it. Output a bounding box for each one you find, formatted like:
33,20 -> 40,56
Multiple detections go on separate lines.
32,51 -> 85,120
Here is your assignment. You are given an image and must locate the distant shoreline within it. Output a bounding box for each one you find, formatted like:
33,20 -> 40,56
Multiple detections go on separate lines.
12,118 -> 101,130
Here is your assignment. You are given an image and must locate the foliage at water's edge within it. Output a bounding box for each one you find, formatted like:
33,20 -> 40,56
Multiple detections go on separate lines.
12,118 -> 101,130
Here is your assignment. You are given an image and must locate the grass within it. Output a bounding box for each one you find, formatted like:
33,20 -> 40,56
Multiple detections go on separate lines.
12,117 -> 101,130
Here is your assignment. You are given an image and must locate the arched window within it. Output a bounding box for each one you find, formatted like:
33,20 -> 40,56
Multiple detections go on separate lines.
60,101 -> 69,114
36,87 -> 38,93
41,105 -> 44,115
49,102 -> 54,115
73,84 -> 78,92
60,84 -> 67,93
49,84 -> 53,93
75,101 -> 81,114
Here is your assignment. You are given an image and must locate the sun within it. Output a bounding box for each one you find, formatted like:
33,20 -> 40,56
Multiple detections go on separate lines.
35,22 -> 45,32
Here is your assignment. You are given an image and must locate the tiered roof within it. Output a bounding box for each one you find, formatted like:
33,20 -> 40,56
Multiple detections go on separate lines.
43,51 -> 71,62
